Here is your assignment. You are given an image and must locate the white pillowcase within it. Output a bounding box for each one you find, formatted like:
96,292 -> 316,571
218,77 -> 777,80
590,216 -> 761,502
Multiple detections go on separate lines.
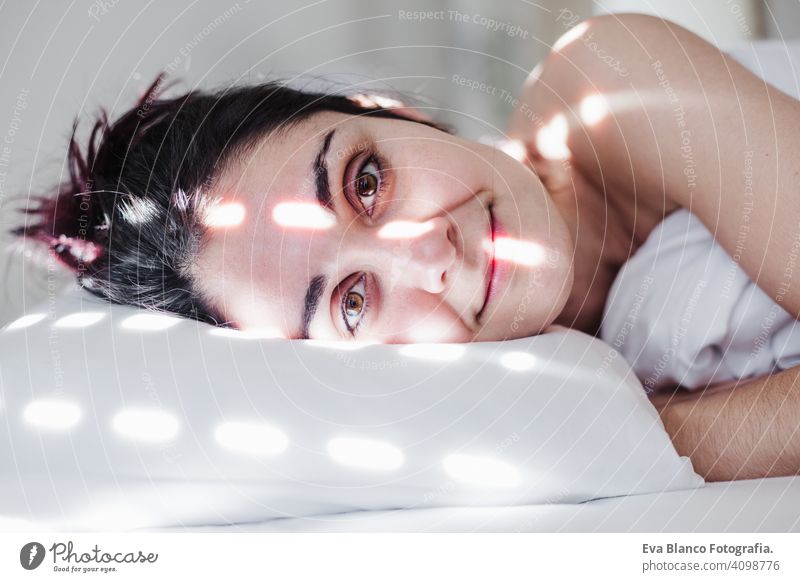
0,284 -> 702,530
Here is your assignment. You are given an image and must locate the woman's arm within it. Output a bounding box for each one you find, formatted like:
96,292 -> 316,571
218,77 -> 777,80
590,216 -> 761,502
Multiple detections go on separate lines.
651,369 -> 800,482
509,12 -> 800,316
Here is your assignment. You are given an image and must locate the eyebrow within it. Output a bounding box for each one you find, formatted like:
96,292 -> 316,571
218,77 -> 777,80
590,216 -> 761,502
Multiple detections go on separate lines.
297,130 -> 338,340
300,274 -> 328,340
313,129 -> 336,211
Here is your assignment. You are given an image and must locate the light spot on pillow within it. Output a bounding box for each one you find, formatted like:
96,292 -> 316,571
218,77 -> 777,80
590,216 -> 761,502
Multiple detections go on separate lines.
24,399 -> 82,430
443,453 -> 521,488
500,351 -> 537,371
5,313 -> 46,331
399,344 -> 465,362
112,408 -> 179,443
327,436 -> 404,471
121,313 -> 180,331
54,312 -> 105,328
209,326 -> 283,339
305,339 -> 372,350
214,421 -> 289,456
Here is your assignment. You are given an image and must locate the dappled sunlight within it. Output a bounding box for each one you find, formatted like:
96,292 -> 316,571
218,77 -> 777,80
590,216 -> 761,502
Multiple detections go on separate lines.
112,408 -> 180,443
400,343 -> 465,362
121,313 -> 180,331
498,139 -> 527,162
23,399 -> 82,431
272,201 -> 336,230
484,236 -> 546,267
349,93 -> 404,110
328,436 -> 404,471
535,113 -> 570,160
305,339 -> 375,350
215,421 -> 288,456
579,93 -> 610,126
53,312 -> 105,328
209,326 -> 284,339
203,200 -> 246,228
552,21 -> 589,52
443,453 -> 521,488
5,313 -> 46,331
378,220 -> 434,239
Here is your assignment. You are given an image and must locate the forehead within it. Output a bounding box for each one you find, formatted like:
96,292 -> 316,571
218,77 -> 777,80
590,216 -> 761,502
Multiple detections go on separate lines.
193,111 -> 350,333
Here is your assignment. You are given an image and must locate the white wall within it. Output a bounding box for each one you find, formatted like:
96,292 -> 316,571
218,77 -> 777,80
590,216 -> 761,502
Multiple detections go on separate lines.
594,0 -> 763,46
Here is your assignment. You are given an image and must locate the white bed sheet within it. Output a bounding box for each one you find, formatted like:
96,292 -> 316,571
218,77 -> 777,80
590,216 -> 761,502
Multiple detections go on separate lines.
154,476 -> 800,533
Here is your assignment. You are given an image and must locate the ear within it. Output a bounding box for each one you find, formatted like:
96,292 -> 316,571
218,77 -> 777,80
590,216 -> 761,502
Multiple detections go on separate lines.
347,93 -> 433,124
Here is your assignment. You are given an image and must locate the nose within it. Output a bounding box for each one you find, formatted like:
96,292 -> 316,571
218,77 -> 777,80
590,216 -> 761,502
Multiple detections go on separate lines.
401,216 -> 457,294
328,216 -> 458,296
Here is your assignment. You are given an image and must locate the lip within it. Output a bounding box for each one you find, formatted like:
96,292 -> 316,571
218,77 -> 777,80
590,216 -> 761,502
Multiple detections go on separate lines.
476,204 -> 507,322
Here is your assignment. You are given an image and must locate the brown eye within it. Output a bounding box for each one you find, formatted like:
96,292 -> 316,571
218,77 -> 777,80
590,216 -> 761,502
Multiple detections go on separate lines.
345,291 -> 364,316
341,274 -> 368,333
350,158 -> 382,216
356,171 -> 378,198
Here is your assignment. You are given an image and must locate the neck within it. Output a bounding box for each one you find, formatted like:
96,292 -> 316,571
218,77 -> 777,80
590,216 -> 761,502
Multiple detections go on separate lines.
552,171 -> 630,336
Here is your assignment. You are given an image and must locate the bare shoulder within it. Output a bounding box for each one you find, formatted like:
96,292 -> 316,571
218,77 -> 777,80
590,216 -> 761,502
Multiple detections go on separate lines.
507,13 -> 681,247
510,12 -> 800,319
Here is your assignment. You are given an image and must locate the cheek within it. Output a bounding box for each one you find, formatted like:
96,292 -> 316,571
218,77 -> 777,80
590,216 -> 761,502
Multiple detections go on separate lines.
368,289 -> 473,343
393,145 -> 488,214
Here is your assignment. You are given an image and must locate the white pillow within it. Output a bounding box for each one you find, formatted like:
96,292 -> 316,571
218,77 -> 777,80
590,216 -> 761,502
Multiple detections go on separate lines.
0,284 -> 702,530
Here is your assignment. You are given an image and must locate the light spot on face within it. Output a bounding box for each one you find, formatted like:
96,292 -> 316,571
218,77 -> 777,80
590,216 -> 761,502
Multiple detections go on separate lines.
443,453 -> 521,488
5,313 -> 46,331
500,351 -> 538,371
53,312 -> 105,328
23,399 -> 82,430
112,408 -> 179,443
536,114 -> 570,160
579,93 -> 610,126
377,220 -> 434,239
327,436 -> 404,471
272,201 -> 336,230
203,200 -> 246,228
399,343 -> 466,362
484,236 -> 546,267
121,313 -> 181,331
214,421 -> 289,456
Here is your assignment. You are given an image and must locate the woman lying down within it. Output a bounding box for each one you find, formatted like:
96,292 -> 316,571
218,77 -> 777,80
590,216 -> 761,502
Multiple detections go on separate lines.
13,14 -> 800,483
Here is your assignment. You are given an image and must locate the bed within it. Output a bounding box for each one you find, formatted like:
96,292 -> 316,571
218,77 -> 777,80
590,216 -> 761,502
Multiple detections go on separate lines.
2,41 -> 800,535
164,475 -> 800,533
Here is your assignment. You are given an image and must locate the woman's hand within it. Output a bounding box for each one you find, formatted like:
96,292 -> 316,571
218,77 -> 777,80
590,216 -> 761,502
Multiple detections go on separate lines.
649,380 -> 739,411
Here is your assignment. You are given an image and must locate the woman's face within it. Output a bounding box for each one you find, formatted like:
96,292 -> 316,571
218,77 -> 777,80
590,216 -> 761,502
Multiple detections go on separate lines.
193,111 -> 574,343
